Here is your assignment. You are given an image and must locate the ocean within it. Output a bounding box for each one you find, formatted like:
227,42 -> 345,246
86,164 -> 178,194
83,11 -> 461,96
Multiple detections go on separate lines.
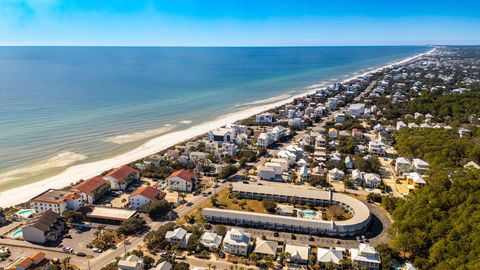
0,46 -> 429,192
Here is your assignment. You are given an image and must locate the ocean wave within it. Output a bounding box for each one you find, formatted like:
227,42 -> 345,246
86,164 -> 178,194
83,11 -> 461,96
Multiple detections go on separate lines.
0,151 -> 87,182
104,124 -> 176,144
179,120 -> 193,124
236,94 -> 292,107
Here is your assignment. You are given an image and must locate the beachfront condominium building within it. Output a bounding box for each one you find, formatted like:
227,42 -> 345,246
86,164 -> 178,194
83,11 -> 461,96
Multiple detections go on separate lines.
223,228 -> 251,256
22,210 -> 66,244
128,186 -> 163,209
167,169 -> 197,192
104,165 -> 140,190
350,243 -> 381,270
71,176 -> 110,204
30,189 -> 83,214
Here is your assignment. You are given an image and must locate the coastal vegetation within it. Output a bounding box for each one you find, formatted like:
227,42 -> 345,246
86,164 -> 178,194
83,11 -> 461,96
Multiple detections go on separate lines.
384,100 -> 480,269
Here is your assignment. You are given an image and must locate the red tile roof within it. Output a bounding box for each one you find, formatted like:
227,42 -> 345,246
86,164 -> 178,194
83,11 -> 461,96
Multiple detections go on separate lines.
73,176 -> 109,196
129,186 -> 162,201
106,165 -> 138,182
167,169 -> 197,182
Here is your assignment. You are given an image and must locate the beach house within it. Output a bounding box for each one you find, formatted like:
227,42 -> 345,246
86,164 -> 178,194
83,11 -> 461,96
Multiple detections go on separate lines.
256,112 -> 274,124
22,210 -> 65,244
395,157 -> 412,177
104,165 -> 140,190
223,228 -> 251,256
253,238 -> 278,258
285,244 -> 310,264
363,173 -> 382,188
4,252 -> 47,270
117,254 -> 144,270
128,186 -> 163,209
347,103 -> 366,117
350,243 -> 381,270
412,158 -> 429,175
165,228 -> 190,248
317,247 -> 344,266
199,232 -> 223,250
167,169 -> 197,192
256,132 -> 274,148
71,176 -> 110,204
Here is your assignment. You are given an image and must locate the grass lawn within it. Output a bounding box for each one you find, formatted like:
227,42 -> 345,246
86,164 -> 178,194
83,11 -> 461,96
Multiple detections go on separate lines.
178,187 -> 268,224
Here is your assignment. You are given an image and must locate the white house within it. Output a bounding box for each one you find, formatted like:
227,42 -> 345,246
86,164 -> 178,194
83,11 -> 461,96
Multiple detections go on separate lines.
395,157 -> 412,177
257,166 -> 277,181
396,121 -> 407,130
347,103 -> 366,117
118,254 -> 144,270
412,158 -> 429,174
128,186 -> 163,209
264,162 -> 285,175
350,243 -> 381,270
104,165 -> 140,190
253,238 -> 278,257
368,141 -> 385,156
351,169 -> 363,186
199,232 -> 223,250
277,150 -> 297,165
208,127 -> 235,145
317,247 -> 344,266
328,168 -> 345,181
256,112 -> 273,124
167,169 -> 197,192
363,173 -> 382,188
285,244 -> 310,264
166,228 -> 190,248
223,228 -> 251,256
272,125 -> 287,141
256,132 -> 274,148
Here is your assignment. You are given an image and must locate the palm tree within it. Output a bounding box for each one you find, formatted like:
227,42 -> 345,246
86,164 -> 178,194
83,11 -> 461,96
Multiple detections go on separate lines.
207,263 -> 212,270
62,256 -> 71,270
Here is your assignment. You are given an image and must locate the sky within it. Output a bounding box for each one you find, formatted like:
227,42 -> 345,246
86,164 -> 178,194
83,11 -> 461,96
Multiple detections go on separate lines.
0,0 -> 479,46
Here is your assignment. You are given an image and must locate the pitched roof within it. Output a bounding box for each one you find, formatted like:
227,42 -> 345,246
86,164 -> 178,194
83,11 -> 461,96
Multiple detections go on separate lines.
23,210 -> 60,233
167,169 -> 196,182
317,248 -> 343,264
73,176 -> 109,196
254,238 -> 278,255
106,165 -> 138,181
129,186 -> 162,201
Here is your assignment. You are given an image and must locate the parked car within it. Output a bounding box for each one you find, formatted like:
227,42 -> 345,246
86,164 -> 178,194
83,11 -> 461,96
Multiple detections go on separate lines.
92,248 -> 103,253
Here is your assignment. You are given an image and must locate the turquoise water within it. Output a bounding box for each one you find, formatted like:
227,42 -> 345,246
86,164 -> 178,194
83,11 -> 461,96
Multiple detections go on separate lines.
0,46 -> 429,190
302,211 -> 317,218
12,229 -> 23,238
16,209 -> 33,216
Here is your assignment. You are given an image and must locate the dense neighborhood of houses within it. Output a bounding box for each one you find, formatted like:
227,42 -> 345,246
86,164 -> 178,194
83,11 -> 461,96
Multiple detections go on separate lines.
1,47 -> 479,270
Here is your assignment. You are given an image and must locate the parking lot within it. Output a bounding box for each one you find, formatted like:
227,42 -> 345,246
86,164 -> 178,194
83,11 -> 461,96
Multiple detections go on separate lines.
60,226 -> 97,256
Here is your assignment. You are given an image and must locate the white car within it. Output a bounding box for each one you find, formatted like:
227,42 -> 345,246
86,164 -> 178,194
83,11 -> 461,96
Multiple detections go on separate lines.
92,248 -> 103,253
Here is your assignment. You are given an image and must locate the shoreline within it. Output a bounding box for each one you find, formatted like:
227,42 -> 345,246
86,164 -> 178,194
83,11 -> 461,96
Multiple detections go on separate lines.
0,48 -> 435,208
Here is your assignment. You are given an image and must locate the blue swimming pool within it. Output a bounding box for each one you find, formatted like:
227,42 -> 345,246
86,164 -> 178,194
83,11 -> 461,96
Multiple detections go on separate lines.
302,211 -> 317,218
12,229 -> 23,239
16,209 -> 33,218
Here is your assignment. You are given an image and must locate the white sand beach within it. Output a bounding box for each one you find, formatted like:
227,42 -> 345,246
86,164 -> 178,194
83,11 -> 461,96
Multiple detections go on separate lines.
0,48 -> 435,208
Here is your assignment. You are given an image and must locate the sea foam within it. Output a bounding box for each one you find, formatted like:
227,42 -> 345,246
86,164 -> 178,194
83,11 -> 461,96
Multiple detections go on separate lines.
103,124 -> 176,144
0,151 -> 87,182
